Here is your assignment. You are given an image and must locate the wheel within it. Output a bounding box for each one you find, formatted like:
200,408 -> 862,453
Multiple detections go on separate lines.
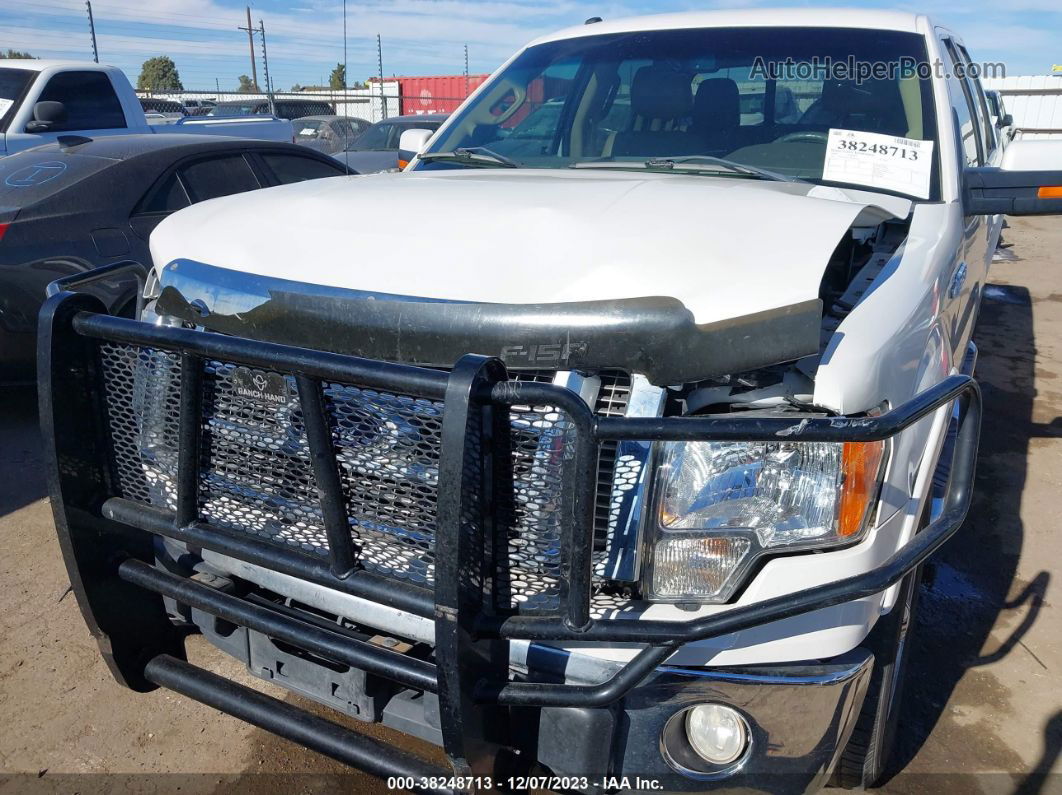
832,564 -> 922,788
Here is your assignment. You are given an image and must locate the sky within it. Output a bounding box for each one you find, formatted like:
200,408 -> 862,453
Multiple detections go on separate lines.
2,0 -> 1060,92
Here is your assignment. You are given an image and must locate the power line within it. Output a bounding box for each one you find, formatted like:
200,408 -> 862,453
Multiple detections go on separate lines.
25,0 -> 236,25
12,9 -> 476,53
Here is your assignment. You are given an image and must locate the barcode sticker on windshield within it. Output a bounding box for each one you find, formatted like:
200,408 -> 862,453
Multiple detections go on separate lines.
822,129 -> 934,199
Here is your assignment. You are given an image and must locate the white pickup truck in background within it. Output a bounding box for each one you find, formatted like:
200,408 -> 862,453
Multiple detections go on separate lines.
0,61 -> 294,156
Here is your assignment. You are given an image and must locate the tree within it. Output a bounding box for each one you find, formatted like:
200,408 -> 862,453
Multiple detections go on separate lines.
290,83 -> 303,93
137,56 -> 183,91
237,74 -> 260,93
0,49 -> 35,59
329,63 -> 346,90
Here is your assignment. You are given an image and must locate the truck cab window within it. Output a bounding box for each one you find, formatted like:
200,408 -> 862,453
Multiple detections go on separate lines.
942,40 -> 983,166
36,71 -> 127,132
956,43 -> 997,159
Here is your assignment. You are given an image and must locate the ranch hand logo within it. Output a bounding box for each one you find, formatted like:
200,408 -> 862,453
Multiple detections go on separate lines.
231,367 -> 289,404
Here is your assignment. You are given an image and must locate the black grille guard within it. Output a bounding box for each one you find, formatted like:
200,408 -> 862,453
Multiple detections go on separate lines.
39,270 -> 981,789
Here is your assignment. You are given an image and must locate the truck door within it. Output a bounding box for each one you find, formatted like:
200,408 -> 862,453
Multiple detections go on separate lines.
939,37 -> 996,361
6,70 -> 129,153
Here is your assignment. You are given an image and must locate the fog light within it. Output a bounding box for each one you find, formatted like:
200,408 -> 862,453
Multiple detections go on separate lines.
685,704 -> 748,765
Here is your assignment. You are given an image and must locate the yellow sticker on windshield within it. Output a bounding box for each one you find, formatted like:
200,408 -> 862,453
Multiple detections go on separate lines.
822,129 -> 934,199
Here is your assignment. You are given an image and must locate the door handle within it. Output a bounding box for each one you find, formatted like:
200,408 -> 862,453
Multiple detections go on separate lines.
948,261 -> 967,300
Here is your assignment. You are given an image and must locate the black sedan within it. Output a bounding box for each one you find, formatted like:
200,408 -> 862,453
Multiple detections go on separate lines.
0,133 -> 351,380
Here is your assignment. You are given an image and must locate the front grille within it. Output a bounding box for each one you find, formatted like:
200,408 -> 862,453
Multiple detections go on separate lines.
592,370 -> 632,553
594,370 -> 633,418
99,343 -> 607,612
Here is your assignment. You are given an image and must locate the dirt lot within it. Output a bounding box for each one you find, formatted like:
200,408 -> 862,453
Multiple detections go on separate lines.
1,216 -> 1060,794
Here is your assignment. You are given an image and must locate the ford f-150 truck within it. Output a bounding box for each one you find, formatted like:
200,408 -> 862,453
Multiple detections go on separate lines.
0,61 -> 293,156
39,9 -> 1062,793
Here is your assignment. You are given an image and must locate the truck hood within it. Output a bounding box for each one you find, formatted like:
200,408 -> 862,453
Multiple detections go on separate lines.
150,169 -> 908,326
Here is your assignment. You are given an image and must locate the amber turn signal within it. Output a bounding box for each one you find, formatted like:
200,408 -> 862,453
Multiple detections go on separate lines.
1038,186 -> 1062,199
838,441 -> 886,537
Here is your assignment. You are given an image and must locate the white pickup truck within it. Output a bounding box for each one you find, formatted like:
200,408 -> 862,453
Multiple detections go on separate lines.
39,9 -> 1062,793
0,61 -> 293,156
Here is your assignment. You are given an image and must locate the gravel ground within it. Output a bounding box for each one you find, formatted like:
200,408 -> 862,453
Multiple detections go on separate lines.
1,216 -> 1060,794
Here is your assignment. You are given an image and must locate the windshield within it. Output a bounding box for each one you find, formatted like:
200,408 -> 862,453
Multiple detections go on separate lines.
420,27 -> 939,198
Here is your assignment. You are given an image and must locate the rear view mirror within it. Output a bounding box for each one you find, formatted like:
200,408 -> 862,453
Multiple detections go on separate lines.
964,138 -> 1062,216
998,113 -> 1013,129
25,100 -> 66,133
397,128 -> 435,169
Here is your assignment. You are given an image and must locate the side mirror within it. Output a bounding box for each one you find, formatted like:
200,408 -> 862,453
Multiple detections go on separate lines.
965,139 -> 1062,215
998,113 -> 1014,129
965,147 -> 1062,216
25,100 -> 67,133
397,128 -> 435,169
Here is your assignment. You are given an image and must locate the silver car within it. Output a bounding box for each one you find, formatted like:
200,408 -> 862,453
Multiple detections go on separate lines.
332,113 -> 447,173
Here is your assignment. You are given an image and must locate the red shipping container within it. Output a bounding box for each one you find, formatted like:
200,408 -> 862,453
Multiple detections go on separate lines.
395,75 -> 490,116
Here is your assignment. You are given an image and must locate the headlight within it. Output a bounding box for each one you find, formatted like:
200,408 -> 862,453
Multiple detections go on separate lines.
645,438 -> 885,603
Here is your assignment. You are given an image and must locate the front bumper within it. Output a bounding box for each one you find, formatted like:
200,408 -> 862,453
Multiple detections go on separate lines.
167,544 -> 872,792
571,651 -> 873,792
38,277 -> 980,793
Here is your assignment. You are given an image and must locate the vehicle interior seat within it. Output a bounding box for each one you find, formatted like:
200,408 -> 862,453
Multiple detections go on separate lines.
798,78 -> 908,135
692,77 -> 740,154
609,65 -> 701,157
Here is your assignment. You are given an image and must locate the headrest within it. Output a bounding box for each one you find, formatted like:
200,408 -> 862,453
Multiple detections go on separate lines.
693,78 -> 740,131
820,78 -> 901,113
631,65 -> 692,121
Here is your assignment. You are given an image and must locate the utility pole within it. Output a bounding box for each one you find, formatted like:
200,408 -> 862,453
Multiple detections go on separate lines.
258,19 -> 275,115
377,34 -> 387,120
342,0 -> 348,90
464,43 -> 469,97
237,6 -> 258,92
215,77 -> 220,94
85,1 -> 99,63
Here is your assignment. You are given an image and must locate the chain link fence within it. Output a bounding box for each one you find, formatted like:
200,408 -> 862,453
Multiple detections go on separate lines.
136,85 -> 473,124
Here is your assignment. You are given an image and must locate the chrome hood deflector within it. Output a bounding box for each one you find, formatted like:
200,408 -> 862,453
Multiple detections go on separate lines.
155,259 -> 820,385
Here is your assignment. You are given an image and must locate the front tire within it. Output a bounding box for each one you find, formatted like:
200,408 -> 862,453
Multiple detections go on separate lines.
832,565 -> 921,788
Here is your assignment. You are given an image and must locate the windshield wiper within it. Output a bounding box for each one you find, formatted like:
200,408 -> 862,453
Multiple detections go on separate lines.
572,156 -> 798,182
418,147 -> 519,168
